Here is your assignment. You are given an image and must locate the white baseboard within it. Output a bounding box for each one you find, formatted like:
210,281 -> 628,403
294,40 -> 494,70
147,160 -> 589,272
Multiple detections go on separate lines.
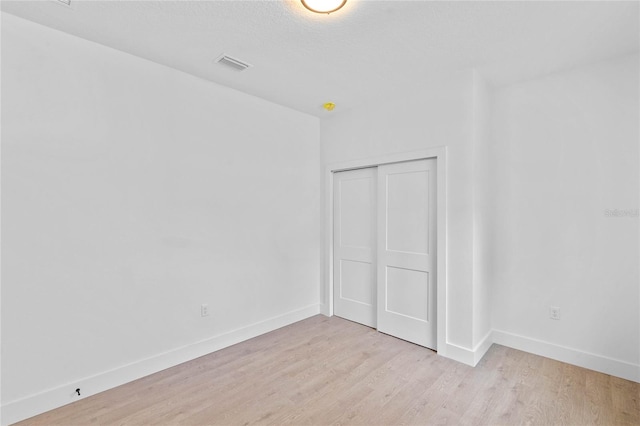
319,303 -> 330,316
442,329 -> 639,384
493,329 -> 640,383
439,342 -> 474,365
1,304 -> 320,426
439,330 -> 493,367
472,330 -> 494,366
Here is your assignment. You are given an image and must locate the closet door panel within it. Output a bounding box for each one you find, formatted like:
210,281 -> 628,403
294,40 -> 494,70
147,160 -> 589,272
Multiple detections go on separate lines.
377,159 -> 437,349
333,168 -> 377,328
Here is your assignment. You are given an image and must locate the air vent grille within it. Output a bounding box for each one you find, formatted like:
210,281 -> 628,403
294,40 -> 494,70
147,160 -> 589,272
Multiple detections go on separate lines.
215,55 -> 252,72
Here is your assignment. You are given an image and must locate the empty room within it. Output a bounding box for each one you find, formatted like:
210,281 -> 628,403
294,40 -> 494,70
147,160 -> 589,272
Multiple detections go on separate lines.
1,0 -> 638,425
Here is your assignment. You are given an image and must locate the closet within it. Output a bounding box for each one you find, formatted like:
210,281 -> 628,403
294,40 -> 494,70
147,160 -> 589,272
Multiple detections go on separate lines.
333,159 -> 437,349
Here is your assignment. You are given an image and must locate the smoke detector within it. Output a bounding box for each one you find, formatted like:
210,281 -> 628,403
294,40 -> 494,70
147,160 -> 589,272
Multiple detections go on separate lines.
215,54 -> 252,72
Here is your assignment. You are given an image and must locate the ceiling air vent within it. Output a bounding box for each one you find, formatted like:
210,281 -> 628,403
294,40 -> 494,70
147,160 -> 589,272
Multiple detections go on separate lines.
215,54 -> 252,72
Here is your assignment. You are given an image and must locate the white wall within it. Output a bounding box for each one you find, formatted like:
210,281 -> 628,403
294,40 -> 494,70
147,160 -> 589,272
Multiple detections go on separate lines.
321,71 -> 481,358
1,13 -> 320,423
490,54 -> 639,379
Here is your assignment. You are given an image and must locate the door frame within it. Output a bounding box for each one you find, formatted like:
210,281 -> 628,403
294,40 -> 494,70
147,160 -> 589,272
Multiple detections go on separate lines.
323,147 -> 447,354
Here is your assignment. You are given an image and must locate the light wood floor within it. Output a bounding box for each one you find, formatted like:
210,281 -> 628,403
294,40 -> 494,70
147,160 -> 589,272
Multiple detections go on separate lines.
17,315 -> 640,425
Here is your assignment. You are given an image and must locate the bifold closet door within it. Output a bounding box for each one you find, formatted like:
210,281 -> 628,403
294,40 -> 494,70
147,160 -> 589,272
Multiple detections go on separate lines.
377,159 -> 437,349
333,167 -> 377,328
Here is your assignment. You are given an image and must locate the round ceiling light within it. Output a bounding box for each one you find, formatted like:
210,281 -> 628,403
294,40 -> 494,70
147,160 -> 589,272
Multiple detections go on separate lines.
301,0 -> 347,14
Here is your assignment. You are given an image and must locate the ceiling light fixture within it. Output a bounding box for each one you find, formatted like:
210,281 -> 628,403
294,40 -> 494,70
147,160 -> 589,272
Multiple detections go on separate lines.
301,0 -> 347,14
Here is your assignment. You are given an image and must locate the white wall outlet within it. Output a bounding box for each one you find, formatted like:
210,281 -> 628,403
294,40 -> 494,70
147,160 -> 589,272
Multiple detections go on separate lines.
201,304 -> 209,317
549,306 -> 561,320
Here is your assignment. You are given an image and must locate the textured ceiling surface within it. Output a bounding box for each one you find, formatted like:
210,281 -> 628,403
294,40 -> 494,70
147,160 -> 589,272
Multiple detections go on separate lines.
2,0 -> 639,116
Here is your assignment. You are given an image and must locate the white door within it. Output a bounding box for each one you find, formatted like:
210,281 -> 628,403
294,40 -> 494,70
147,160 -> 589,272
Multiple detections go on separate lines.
377,159 -> 437,349
333,167 -> 377,328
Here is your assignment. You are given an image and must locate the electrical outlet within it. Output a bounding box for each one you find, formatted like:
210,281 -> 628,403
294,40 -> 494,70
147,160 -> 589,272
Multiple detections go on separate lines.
549,306 -> 561,320
201,304 -> 209,317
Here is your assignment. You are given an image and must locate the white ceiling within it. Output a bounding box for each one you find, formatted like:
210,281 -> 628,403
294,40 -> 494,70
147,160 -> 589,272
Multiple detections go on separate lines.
2,0 -> 639,117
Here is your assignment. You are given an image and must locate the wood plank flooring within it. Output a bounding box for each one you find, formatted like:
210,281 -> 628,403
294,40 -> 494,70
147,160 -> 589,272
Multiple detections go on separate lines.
15,315 -> 640,425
